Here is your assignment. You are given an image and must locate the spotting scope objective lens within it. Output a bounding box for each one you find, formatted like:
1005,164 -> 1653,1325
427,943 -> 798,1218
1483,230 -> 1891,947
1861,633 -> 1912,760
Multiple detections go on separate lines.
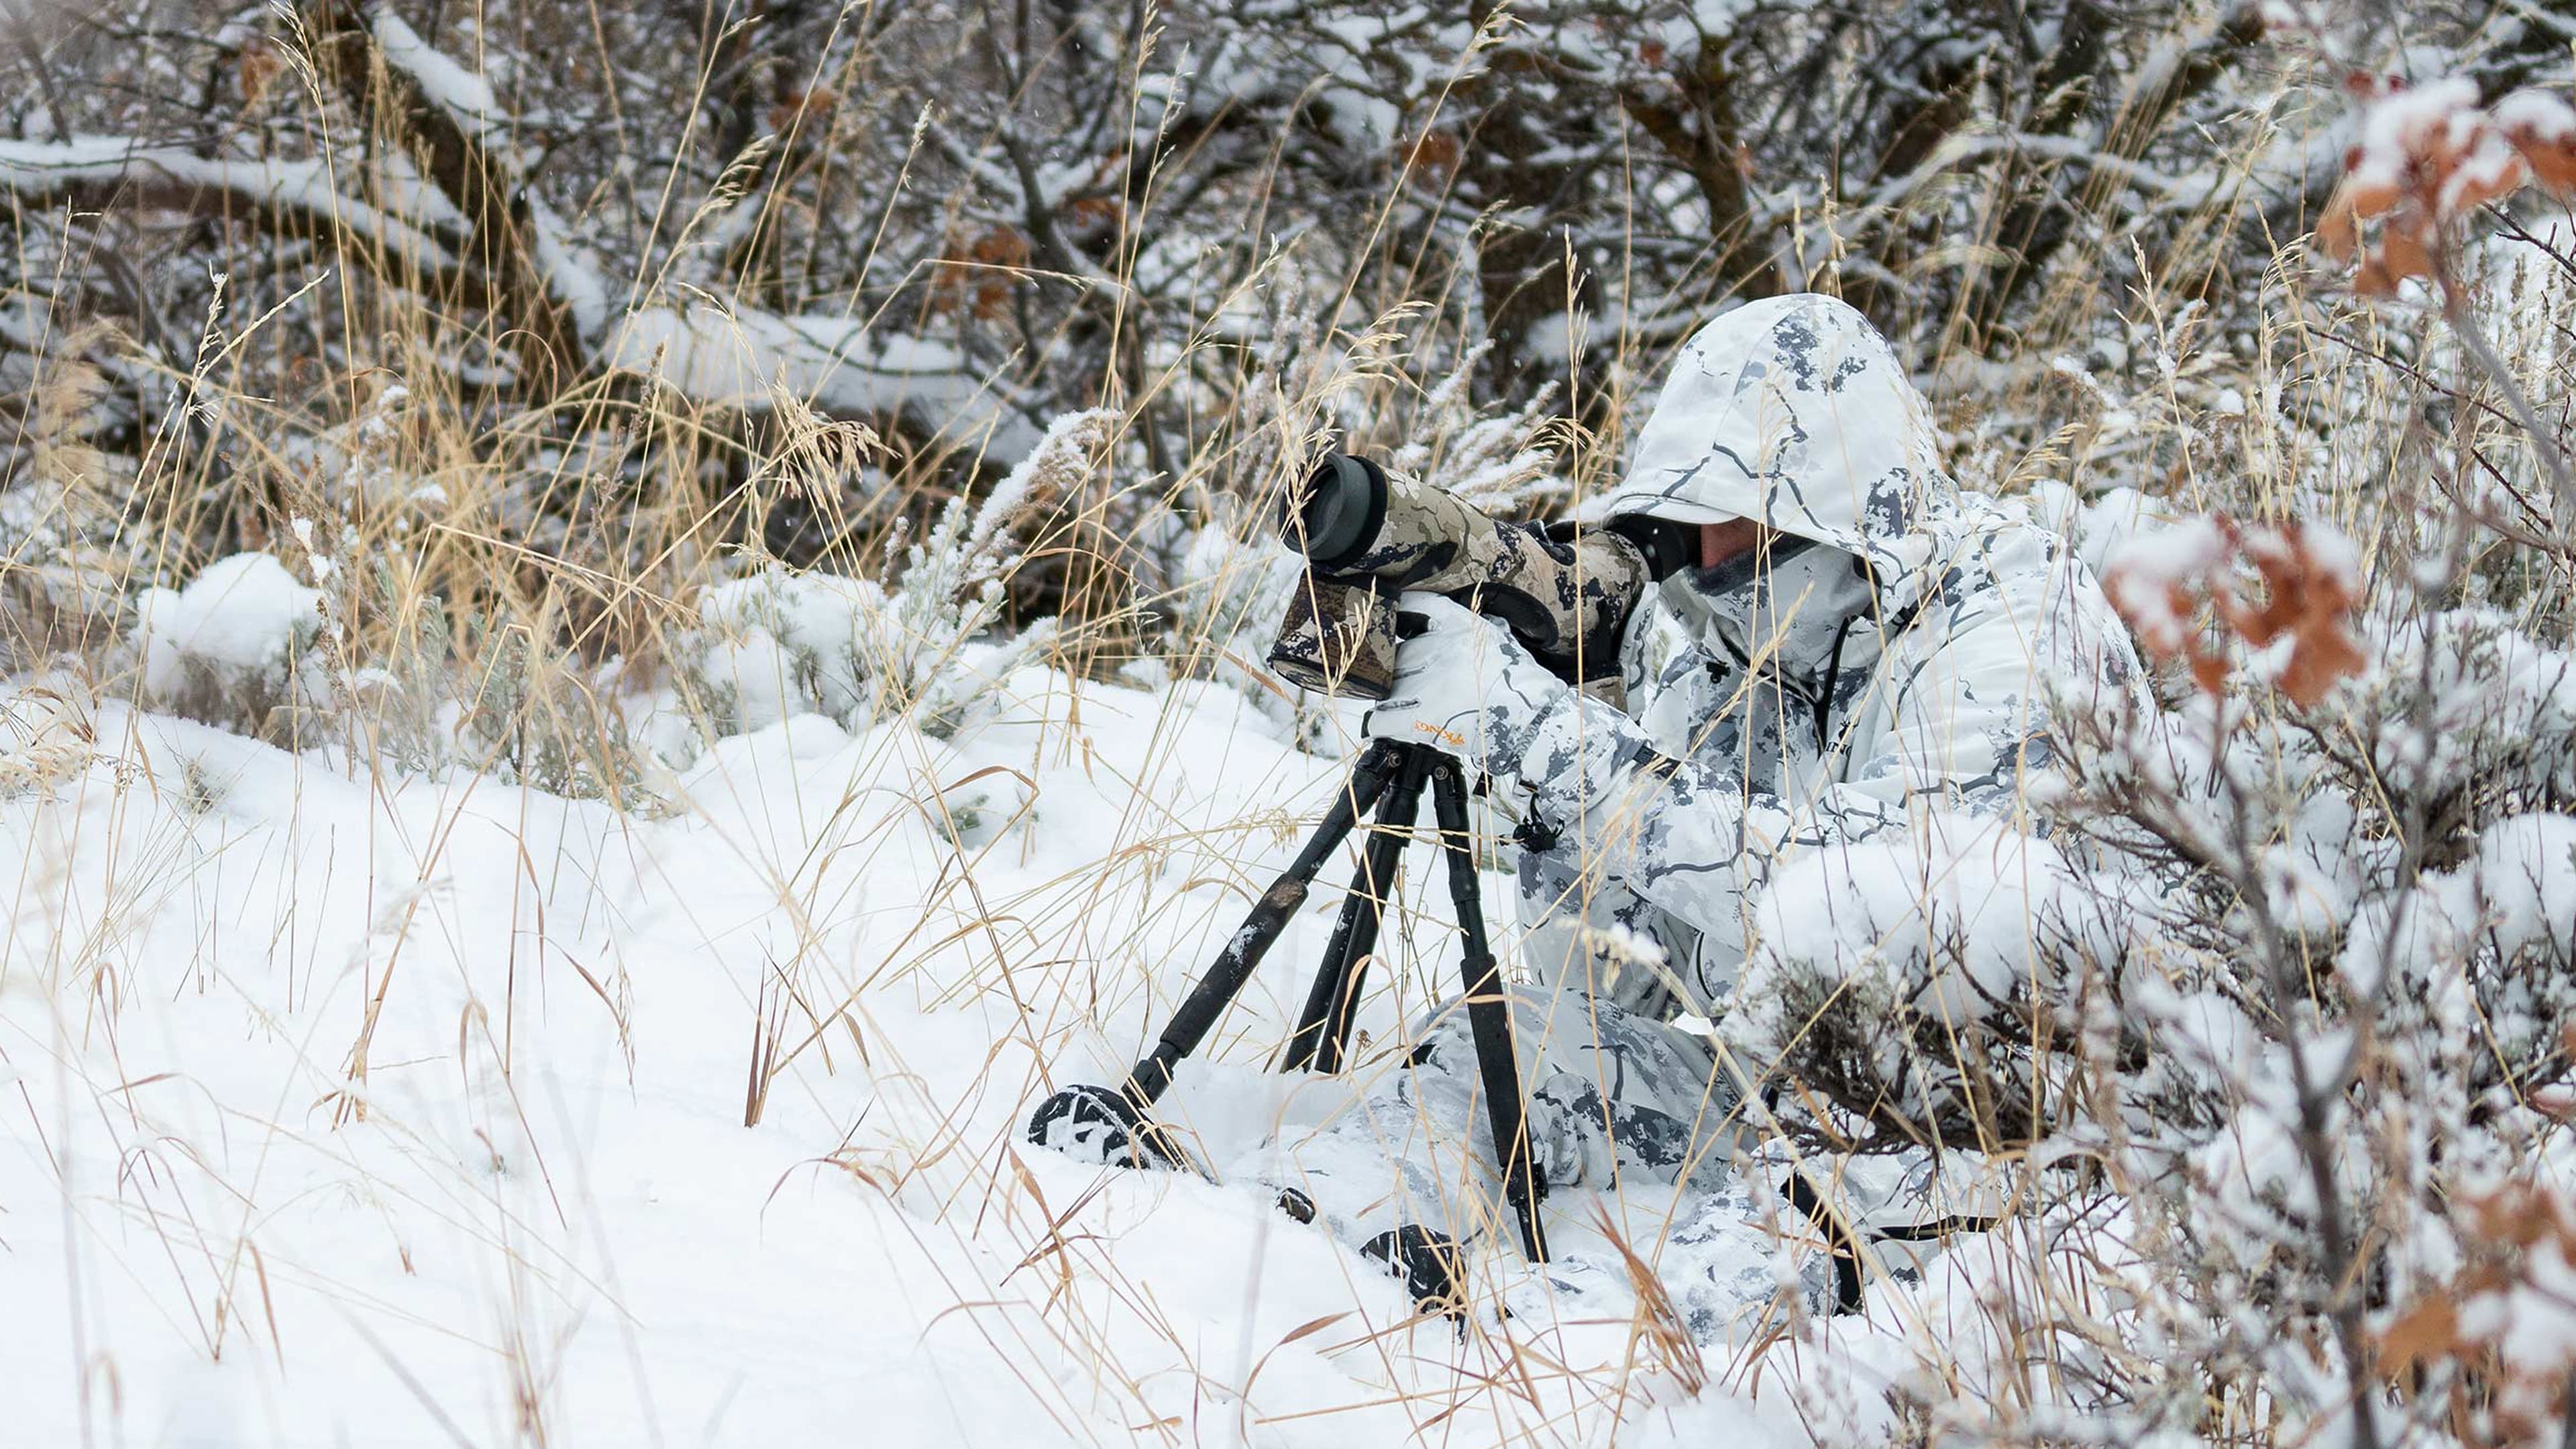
1290,453 -> 1389,575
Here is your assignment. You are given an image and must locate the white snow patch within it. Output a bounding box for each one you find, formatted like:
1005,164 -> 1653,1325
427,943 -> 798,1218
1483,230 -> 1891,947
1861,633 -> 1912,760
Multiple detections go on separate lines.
1,674 -> 1802,1445
370,9 -> 504,137
0,140 -> 458,268
132,551 -> 323,696
606,305 -> 1042,460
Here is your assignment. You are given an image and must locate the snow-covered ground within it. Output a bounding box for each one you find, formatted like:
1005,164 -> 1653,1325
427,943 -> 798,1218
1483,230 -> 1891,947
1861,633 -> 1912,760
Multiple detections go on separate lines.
0,666 -> 1864,1446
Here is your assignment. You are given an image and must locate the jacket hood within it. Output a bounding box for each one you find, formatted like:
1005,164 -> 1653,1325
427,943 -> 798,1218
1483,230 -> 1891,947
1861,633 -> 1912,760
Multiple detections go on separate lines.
1606,294 -> 1962,589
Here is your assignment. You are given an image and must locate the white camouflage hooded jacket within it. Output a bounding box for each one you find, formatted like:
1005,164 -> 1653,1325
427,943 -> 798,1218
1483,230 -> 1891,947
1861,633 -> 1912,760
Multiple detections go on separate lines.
1498,293 -> 2139,1016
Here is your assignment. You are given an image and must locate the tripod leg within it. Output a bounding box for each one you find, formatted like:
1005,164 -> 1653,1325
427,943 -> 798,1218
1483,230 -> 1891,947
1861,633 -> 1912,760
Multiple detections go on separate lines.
1426,759 -> 1550,1263
1028,741 -> 1402,1165
1282,745 -> 1434,1075
1128,739 -> 1401,1103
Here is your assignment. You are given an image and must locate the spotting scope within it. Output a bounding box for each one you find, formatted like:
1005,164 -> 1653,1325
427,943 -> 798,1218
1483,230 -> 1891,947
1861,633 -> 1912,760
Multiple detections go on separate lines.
1267,453 -> 1697,699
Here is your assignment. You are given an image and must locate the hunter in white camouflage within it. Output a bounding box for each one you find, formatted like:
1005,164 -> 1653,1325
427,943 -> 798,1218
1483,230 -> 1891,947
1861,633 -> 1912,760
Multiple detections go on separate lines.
1262,293 -> 2140,1326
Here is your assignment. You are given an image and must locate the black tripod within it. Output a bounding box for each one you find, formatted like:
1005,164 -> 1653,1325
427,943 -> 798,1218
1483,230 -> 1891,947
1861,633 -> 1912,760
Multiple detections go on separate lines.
1024,737 -> 1550,1264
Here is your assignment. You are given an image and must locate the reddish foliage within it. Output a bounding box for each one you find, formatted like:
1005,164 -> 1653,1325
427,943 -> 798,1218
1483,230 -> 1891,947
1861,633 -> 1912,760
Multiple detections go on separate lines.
237,39 -> 285,108
766,85 -> 839,134
2104,516 -> 2367,708
2374,1181 -> 2576,1446
2220,523 -> 2368,706
929,227 -> 1032,319
2322,79 -> 2576,296
1059,194 -> 1124,237
1405,129 -> 1462,180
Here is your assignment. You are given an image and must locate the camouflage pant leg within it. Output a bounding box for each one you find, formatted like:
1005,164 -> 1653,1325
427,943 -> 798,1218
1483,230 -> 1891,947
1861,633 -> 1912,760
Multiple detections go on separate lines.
1236,981 -> 1743,1246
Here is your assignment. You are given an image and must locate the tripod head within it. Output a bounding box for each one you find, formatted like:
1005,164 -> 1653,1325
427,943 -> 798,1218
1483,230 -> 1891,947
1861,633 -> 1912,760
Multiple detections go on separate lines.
1267,453 -> 1697,700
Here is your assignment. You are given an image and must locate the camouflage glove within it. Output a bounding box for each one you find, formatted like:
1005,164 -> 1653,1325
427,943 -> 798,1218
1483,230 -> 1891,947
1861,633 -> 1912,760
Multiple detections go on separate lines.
1360,593 -> 1572,787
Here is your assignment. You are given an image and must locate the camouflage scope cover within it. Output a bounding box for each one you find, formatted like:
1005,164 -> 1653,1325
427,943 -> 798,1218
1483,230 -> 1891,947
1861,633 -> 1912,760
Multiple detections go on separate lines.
1269,579 -> 1405,700
1266,455 -> 1668,699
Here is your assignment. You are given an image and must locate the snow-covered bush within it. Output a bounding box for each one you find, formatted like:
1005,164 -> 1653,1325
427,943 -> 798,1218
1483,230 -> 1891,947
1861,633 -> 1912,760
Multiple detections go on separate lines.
1724,820 -> 2145,1157
127,551 -> 330,738
669,409 -> 1108,750
1729,479 -> 2576,1444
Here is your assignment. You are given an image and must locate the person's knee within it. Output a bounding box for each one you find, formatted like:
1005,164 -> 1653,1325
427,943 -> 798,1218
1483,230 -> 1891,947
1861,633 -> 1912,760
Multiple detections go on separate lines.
1525,1067 -> 1738,1191
1500,989 -> 1738,1189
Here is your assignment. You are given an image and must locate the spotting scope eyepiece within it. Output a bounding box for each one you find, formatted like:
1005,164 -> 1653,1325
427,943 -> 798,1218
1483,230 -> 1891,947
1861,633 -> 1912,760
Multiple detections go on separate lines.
1267,452 -> 1696,701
